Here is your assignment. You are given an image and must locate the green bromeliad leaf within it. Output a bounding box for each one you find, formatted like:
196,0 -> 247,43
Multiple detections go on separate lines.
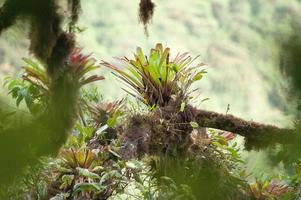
73,182 -> 105,195
102,43 -> 206,107
4,50 -> 103,114
77,167 -> 100,179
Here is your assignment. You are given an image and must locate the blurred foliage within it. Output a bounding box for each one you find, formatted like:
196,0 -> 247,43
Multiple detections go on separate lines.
147,129 -> 249,200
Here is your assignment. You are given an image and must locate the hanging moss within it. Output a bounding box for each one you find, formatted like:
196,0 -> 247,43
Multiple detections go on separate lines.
0,0 -> 81,74
0,0 -> 17,32
28,2 -> 63,66
67,0 -> 81,32
139,0 -> 155,35
46,32 -> 75,78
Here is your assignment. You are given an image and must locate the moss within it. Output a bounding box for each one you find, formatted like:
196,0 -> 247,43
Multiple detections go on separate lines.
0,0 -> 80,185
0,0 -> 18,33
120,102 -> 197,160
194,109 -> 295,150
46,33 -> 75,79
0,0 -> 79,73
67,0 -> 81,32
139,0 -> 155,35
113,71 -> 293,199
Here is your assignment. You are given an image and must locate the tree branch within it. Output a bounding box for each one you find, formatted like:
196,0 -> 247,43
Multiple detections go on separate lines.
194,109 -> 295,150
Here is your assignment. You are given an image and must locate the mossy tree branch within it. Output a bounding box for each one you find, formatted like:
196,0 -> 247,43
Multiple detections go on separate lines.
194,109 -> 295,150
0,0 -> 80,185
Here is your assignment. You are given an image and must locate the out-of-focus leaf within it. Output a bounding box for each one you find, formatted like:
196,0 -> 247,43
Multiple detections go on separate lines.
190,122 -> 199,128
126,160 -> 143,170
73,182 -> 105,195
77,167 -> 100,179
180,102 -> 186,112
